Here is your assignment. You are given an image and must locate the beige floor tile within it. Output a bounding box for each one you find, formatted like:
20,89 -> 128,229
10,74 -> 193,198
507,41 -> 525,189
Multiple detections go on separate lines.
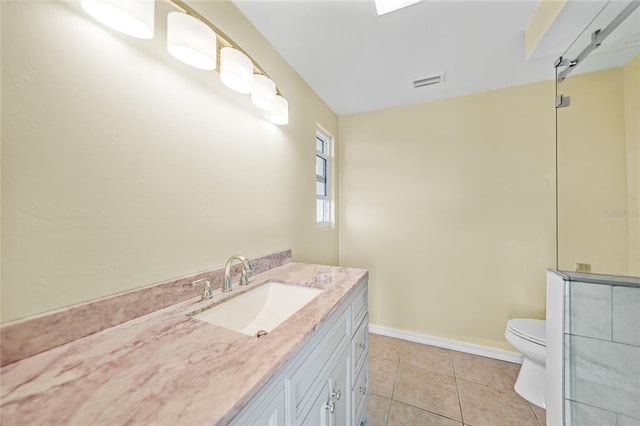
369,333 -> 403,363
388,400 -> 462,426
370,354 -> 398,398
529,402 -> 546,426
393,364 -> 462,421
457,379 -> 539,426
364,393 -> 391,426
451,351 -> 516,391
508,362 -> 522,379
400,341 -> 454,376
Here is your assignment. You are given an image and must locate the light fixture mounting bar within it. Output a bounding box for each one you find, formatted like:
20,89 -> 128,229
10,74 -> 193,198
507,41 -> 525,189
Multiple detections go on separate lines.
165,0 -> 281,95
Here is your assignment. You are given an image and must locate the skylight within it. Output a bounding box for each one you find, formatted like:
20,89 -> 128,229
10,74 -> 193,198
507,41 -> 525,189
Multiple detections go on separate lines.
374,0 -> 421,16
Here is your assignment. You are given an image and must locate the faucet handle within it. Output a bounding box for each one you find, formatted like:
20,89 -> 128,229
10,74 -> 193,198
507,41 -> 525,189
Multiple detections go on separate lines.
239,256 -> 253,286
192,278 -> 212,300
240,268 -> 250,286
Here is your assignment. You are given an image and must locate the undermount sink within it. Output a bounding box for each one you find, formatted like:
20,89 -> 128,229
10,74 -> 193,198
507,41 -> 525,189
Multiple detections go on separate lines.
192,281 -> 323,337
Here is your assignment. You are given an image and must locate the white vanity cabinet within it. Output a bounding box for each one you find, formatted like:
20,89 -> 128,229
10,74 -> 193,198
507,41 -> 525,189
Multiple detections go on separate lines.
301,344 -> 350,426
237,386 -> 286,426
350,284 -> 369,426
230,280 -> 369,426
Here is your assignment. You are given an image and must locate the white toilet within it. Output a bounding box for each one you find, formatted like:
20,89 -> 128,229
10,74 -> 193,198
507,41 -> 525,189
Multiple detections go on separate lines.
505,318 -> 546,408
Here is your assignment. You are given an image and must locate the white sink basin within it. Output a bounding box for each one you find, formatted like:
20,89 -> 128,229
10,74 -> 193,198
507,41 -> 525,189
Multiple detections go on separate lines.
192,281 -> 322,336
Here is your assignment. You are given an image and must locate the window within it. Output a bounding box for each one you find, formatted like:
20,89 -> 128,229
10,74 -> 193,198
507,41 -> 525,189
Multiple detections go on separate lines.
316,128 -> 332,228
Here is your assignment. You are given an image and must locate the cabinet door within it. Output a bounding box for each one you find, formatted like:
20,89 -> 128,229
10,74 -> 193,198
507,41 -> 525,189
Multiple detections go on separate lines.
328,348 -> 351,426
253,388 -> 286,426
230,384 -> 285,426
301,380 -> 330,426
301,347 -> 351,426
288,307 -> 351,421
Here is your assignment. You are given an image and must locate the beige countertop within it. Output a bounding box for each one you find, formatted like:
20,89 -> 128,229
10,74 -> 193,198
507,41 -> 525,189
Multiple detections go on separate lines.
0,262 -> 368,425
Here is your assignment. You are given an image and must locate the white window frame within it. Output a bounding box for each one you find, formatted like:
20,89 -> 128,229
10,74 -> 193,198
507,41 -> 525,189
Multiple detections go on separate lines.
316,127 -> 333,228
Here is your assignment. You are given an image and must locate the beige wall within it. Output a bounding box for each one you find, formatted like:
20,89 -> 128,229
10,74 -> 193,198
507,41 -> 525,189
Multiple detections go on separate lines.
1,1 -> 338,322
557,66 -> 631,275
338,81 -> 556,350
623,55 -> 640,276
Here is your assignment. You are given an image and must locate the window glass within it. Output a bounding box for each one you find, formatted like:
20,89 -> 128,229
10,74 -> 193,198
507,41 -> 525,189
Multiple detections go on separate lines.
316,156 -> 326,178
316,128 -> 332,228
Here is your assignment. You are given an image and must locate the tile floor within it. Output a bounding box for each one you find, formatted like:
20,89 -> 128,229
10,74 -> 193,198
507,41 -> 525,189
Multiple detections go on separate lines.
364,334 -> 546,426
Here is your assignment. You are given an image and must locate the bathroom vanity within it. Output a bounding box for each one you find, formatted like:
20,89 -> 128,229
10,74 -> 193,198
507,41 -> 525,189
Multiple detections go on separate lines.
231,279 -> 369,425
0,254 -> 369,425
546,270 -> 640,426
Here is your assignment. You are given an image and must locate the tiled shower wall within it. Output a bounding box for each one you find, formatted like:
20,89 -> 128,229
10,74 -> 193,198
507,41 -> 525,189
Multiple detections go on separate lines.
565,281 -> 640,425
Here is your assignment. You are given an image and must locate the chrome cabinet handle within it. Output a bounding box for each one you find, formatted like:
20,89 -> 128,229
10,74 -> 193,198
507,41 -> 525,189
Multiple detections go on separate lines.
357,342 -> 365,349
331,389 -> 341,401
359,386 -> 367,395
324,401 -> 335,414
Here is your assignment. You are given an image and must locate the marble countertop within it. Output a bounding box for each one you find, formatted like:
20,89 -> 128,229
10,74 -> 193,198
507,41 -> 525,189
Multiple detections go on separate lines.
0,262 -> 368,425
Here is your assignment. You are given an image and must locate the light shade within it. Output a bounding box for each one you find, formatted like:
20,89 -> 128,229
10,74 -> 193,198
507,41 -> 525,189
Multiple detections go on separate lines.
220,47 -> 253,94
251,74 -> 276,111
167,12 -> 217,70
270,96 -> 289,125
374,0 -> 421,15
81,0 -> 154,39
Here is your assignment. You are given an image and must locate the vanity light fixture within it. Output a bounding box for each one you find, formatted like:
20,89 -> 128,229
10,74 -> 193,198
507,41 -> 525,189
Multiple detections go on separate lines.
220,47 -> 254,94
374,0 -> 421,16
167,12 -> 217,70
251,74 -> 277,111
82,0 -> 289,125
270,96 -> 289,126
81,0 -> 155,39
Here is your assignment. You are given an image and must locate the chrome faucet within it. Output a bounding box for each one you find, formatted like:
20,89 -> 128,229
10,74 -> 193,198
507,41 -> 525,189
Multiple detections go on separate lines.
223,255 -> 253,292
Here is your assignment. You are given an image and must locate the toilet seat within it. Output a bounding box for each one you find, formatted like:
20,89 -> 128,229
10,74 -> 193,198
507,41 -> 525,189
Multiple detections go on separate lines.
507,319 -> 546,346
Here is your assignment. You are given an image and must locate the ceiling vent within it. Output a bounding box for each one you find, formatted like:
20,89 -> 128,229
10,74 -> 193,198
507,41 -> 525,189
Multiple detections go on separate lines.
413,73 -> 445,88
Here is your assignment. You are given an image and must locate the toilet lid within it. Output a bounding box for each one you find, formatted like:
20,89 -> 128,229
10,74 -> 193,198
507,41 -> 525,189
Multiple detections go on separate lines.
507,319 -> 546,346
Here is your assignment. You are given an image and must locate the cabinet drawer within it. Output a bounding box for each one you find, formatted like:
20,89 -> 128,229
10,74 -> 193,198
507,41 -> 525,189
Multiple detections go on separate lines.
351,284 -> 368,330
288,307 -> 351,419
351,314 -> 368,384
352,356 -> 369,426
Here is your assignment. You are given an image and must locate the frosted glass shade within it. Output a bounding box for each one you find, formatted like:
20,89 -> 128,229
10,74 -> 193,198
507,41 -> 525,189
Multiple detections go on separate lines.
82,0 -> 154,39
220,47 -> 253,94
167,12 -> 217,70
251,75 -> 276,111
270,96 -> 289,125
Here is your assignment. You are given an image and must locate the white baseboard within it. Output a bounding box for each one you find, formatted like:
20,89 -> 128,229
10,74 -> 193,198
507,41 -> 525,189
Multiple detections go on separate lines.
369,323 -> 523,364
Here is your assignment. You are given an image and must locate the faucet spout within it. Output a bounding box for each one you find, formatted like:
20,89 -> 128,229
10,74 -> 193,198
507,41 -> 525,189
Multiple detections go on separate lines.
223,255 -> 253,292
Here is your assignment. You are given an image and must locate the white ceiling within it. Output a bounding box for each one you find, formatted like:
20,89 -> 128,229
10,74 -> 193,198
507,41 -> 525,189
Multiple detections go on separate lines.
559,1 -> 640,76
233,0 -> 619,116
